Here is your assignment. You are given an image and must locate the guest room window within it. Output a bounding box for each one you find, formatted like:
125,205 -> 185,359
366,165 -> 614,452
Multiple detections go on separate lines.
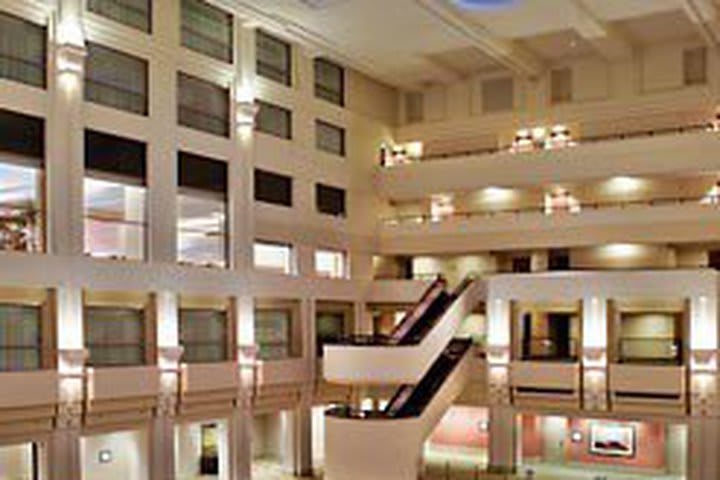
255,101 -> 292,139
316,183 -> 346,217
84,130 -> 147,260
0,304 -> 42,371
85,306 -> 146,367
254,169 -> 292,207
178,72 -> 230,137
315,248 -> 347,279
85,42 -> 149,115
254,308 -> 293,361
316,120 -> 346,157
0,11 -> 46,88
179,308 -> 228,363
178,152 -> 228,268
314,58 -> 344,106
0,109 -> 44,253
256,30 -> 291,86
181,0 -> 233,62
253,241 -> 293,274
88,0 -> 152,32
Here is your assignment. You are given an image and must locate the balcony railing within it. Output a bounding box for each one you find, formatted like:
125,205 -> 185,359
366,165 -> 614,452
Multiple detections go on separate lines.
382,122 -> 709,166
383,194 -> 713,227
520,337 -> 580,362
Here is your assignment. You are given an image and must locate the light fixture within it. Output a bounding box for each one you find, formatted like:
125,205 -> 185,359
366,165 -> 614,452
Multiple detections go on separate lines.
570,430 -> 583,443
235,83 -> 259,129
477,420 -> 489,432
452,0 -> 518,10
98,450 -> 113,464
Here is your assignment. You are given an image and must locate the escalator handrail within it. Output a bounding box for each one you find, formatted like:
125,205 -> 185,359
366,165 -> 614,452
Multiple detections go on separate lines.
389,275 -> 447,341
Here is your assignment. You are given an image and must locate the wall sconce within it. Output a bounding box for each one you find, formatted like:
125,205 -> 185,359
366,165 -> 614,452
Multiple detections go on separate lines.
98,450 -> 113,464
57,43 -> 87,75
477,420 -> 489,432
570,430 -> 583,443
236,100 -> 259,129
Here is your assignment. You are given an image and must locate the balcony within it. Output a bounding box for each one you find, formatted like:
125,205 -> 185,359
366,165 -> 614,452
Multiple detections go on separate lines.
85,365 -> 159,427
510,361 -> 581,409
377,126 -> 718,201
609,364 -> 686,415
179,362 -> 239,415
379,196 -> 720,254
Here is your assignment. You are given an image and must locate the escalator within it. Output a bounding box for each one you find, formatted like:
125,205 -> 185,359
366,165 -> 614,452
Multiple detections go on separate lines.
324,337 -> 474,480
383,339 -> 472,417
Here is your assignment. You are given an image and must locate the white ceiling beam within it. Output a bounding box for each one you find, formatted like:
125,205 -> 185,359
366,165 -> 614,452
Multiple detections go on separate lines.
680,0 -> 720,48
570,0 -> 634,61
414,0 -> 543,78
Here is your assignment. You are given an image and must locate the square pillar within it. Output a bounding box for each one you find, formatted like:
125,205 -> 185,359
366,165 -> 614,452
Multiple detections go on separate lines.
487,406 -> 516,474
581,296 -> 608,411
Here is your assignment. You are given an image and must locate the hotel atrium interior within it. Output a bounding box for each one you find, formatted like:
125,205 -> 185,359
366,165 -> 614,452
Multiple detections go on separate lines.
0,0 -> 719,478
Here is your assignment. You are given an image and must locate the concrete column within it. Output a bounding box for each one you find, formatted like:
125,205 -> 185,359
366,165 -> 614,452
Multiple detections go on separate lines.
47,0 -> 85,256
229,23 -> 256,272
47,427 -> 82,480
146,1 -> 179,264
297,244 -> 316,277
51,285 -> 84,480
581,297 -> 608,411
149,416 -> 175,479
229,406 -> 253,480
290,407 -> 313,477
688,417 -> 720,480
487,405 -> 516,474
303,298 -> 317,376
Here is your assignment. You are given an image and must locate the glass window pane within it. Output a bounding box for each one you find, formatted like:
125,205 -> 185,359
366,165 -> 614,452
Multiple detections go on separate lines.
87,0 -> 152,32
0,12 -> 46,88
254,169 -> 292,207
85,306 -> 145,367
316,121 -> 345,156
85,42 -> 148,115
180,308 -> 227,363
314,59 -> 343,106
0,162 -> 42,253
254,241 -> 292,274
181,0 -> 233,62
315,249 -> 346,279
316,183 -> 346,217
0,304 -> 41,371
84,177 -> 146,260
178,193 -> 227,268
178,73 -> 230,137
255,101 -> 292,139
254,309 -> 291,361
256,30 -> 291,86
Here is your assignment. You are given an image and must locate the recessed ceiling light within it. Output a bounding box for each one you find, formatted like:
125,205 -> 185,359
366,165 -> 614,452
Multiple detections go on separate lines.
452,0 -> 519,10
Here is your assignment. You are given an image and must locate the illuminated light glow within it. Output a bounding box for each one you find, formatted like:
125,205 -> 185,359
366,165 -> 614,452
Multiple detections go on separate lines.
430,194 -> 454,222
480,186 -> 515,203
601,243 -> 644,259
701,182 -> 720,205
452,0 -> 518,9
606,176 -> 645,194
405,141 -> 424,158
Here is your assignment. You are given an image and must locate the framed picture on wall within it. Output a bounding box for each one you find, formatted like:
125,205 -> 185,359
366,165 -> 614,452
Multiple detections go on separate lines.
589,423 -> 635,458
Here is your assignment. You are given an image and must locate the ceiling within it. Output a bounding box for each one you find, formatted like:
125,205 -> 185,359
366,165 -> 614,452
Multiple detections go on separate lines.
224,0 -> 718,88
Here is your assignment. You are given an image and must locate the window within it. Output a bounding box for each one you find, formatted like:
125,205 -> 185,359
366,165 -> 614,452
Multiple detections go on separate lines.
316,120 -> 345,157
0,304 -> 41,371
314,58 -> 344,106
84,130 -> 147,260
548,249 -> 570,271
85,306 -> 145,367
0,109 -> 44,253
683,46 -> 707,86
178,152 -> 228,268
316,311 -> 346,356
88,0 -> 151,32
405,92 -> 424,124
550,67 -> 572,104
178,72 -> 230,137
618,311 -> 682,365
520,311 -> 579,361
179,308 -> 228,363
254,309 -> 292,360
256,30 -> 291,86
254,169 -> 292,207
315,249 -> 347,279
254,241 -> 293,274
511,256 -> 531,273
481,77 -> 513,113
316,183 -> 346,217
85,42 -> 148,115
181,0 -> 233,62
255,101 -> 292,139
0,12 -> 46,88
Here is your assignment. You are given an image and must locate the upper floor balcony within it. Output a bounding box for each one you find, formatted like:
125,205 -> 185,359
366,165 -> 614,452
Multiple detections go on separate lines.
377,121 -> 720,202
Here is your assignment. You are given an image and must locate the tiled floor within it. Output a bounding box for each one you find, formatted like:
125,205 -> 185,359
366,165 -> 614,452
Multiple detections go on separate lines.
252,459 -> 318,480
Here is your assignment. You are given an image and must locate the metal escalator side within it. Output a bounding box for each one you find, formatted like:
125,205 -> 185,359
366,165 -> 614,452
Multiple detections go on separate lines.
383,338 -> 473,418
388,276 -> 447,343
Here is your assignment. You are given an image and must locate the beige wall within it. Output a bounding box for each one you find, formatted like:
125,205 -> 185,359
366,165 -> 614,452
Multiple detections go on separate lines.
0,443 -> 33,479
571,244 -> 676,270
81,429 -> 149,480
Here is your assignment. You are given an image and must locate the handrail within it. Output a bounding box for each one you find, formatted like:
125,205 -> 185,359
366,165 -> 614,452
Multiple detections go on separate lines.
389,275 -> 446,340
383,194 -> 714,226
386,122 -> 710,165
